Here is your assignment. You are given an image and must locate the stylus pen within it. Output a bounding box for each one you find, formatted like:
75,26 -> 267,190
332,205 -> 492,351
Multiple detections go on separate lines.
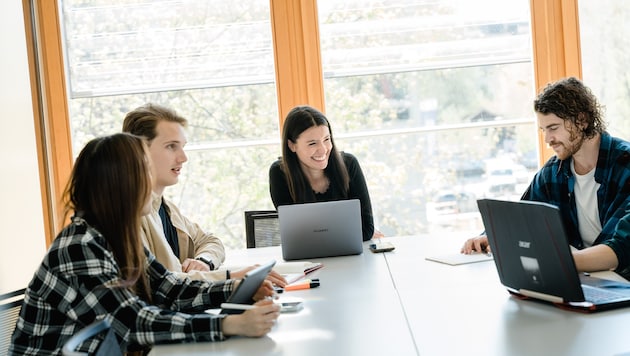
220,303 -> 256,311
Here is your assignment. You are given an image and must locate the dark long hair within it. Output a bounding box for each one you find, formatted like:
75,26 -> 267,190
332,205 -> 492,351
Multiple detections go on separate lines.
280,105 -> 349,202
534,77 -> 606,139
62,133 -> 153,300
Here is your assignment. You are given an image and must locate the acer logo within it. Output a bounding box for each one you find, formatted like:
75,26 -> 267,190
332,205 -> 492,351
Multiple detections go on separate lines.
518,241 -> 531,248
313,228 -> 328,233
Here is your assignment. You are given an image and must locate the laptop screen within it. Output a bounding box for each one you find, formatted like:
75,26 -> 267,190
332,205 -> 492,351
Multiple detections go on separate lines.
477,199 -> 585,302
278,200 -> 363,260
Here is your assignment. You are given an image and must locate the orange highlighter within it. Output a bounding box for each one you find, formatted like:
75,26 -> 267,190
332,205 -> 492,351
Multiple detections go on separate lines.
284,279 -> 320,291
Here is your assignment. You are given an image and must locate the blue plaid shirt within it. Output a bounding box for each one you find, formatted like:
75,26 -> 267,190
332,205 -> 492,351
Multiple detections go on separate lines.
521,132 -> 630,276
10,217 -> 235,355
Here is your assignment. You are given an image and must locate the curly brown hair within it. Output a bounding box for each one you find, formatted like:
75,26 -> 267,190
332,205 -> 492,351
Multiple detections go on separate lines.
533,77 -> 606,139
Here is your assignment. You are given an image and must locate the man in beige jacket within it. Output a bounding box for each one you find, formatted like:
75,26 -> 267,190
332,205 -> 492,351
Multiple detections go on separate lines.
123,103 -> 285,285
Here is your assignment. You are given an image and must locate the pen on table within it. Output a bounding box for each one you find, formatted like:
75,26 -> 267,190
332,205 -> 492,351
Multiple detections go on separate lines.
284,280 -> 320,291
220,303 -> 256,311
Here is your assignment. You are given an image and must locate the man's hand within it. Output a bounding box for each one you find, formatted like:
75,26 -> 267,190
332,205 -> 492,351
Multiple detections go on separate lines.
461,235 -> 490,255
230,266 -> 288,288
181,258 -> 210,272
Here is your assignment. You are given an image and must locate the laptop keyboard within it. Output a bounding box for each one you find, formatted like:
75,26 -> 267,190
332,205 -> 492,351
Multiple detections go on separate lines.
582,284 -> 628,303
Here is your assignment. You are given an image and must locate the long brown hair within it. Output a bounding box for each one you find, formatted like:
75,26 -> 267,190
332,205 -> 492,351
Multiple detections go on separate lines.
63,133 -> 153,300
280,105 -> 349,202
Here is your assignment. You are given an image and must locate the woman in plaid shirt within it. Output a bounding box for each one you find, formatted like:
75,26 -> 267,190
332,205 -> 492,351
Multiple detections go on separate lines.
9,133 -> 279,355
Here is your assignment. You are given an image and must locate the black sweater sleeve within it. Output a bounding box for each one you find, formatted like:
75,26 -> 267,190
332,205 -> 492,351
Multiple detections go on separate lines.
269,160 -> 293,208
343,153 -> 375,241
269,154 -> 376,241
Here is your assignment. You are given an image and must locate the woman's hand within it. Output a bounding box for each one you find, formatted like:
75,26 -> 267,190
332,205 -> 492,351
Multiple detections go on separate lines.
252,280 -> 276,301
222,299 -> 280,337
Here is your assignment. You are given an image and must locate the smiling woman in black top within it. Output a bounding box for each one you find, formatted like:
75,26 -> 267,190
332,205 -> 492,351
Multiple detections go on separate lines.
268,105 -> 382,241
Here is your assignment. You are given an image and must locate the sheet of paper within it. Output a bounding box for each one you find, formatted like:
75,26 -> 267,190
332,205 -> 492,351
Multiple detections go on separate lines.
284,273 -> 308,284
425,252 -> 493,266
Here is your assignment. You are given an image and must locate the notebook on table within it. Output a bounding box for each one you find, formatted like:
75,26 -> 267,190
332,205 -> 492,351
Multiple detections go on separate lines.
273,261 -> 324,283
278,199 -> 363,260
477,198 -> 630,313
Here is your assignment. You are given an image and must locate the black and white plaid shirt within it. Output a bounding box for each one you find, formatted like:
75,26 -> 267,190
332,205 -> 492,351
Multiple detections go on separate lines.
10,216 -> 235,355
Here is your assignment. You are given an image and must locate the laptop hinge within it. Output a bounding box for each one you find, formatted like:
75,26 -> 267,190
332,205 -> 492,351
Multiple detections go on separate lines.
518,289 -> 563,303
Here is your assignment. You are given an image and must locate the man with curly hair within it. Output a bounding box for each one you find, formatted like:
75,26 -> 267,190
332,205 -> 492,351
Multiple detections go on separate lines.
462,77 -> 630,279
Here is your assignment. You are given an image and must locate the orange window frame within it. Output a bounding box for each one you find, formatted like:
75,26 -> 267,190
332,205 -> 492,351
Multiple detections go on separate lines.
27,0 -> 581,246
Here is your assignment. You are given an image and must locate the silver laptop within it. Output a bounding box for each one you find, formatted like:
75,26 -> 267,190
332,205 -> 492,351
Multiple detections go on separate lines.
278,200 -> 363,260
478,198 -> 630,313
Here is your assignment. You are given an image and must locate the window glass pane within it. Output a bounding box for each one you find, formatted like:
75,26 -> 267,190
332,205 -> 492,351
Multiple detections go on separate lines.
61,1 -> 275,98
318,0 -> 536,235
337,124 -> 537,235
59,0 -> 277,250
169,146 -> 279,249
579,0 -> 630,139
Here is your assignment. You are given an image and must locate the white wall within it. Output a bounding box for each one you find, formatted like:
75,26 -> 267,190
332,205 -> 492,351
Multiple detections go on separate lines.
0,1 -> 47,293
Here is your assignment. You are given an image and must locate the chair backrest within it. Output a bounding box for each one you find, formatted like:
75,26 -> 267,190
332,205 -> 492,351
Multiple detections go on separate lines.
0,288 -> 25,356
244,210 -> 281,248
62,319 -> 122,356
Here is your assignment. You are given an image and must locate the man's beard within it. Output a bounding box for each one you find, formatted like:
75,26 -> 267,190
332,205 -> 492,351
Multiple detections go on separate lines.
553,129 -> 585,160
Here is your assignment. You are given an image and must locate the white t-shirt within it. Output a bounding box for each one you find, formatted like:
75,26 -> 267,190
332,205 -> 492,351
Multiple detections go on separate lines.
571,161 -> 602,247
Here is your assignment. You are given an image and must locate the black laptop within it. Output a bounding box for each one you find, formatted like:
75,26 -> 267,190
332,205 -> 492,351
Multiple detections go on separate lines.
477,198 -> 630,312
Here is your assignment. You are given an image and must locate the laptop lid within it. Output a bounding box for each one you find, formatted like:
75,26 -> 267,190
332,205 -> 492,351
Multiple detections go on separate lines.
477,198 -> 630,312
220,260 -> 276,315
278,200 -> 363,260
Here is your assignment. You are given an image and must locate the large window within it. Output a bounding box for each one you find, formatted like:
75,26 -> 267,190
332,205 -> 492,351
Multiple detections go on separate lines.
59,0 -> 279,249
317,0 -> 537,235
579,0 -> 630,139
59,0 -> 539,248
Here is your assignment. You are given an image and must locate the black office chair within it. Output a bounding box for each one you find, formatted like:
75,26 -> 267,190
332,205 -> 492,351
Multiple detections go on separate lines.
0,288 -> 25,356
62,319 -> 122,356
244,210 -> 281,248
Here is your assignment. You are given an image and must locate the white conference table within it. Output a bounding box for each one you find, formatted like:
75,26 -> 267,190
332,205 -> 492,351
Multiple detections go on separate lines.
150,235 -> 630,356
385,236 -> 630,356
